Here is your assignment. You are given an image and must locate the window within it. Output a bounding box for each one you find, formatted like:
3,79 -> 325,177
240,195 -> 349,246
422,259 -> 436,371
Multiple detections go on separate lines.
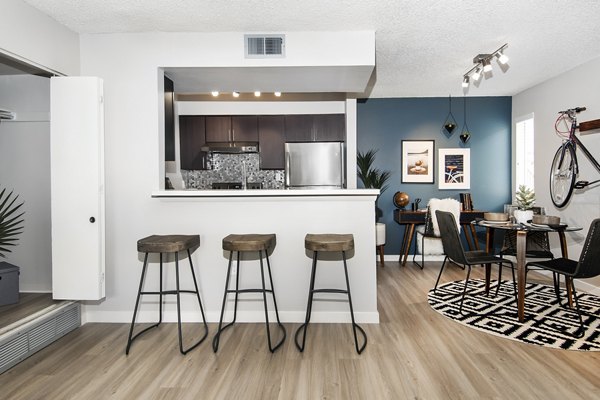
515,114 -> 535,191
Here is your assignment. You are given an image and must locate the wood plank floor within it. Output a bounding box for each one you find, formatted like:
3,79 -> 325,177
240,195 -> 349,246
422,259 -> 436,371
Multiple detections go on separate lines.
0,293 -> 59,328
1,261 -> 600,399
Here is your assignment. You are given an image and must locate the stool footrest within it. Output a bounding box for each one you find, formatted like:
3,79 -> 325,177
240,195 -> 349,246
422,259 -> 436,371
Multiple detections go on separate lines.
226,288 -> 274,294
140,289 -> 200,296
311,288 -> 348,295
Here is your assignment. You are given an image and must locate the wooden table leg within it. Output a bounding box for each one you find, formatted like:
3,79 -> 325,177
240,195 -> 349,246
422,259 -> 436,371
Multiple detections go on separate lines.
462,223 -> 475,250
557,230 -> 574,307
399,225 -> 408,264
402,224 -> 415,266
516,230 -> 527,322
378,245 -> 385,266
470,225 -> 480,250
484,228 -> 495,294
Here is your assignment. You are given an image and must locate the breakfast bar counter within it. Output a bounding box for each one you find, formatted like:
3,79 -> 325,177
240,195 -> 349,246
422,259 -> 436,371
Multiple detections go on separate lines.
85,189 -> 380,325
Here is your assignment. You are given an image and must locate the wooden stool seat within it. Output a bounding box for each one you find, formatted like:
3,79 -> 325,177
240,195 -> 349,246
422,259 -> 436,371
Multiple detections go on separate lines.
305,234 -> 354,252
222,234 -> 276,252
137,234 -> 200,253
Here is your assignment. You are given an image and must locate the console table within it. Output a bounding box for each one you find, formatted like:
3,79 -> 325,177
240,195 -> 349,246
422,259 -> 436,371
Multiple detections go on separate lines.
393,209 -> 485,266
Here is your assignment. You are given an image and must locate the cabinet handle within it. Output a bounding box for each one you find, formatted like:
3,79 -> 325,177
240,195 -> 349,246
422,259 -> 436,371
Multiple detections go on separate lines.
231,128 -> 235,142
89,217 -> 96,223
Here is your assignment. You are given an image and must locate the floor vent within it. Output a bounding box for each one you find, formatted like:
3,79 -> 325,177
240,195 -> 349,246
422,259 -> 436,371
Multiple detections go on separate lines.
0,302 -> 80,374
245,34 -> 285,58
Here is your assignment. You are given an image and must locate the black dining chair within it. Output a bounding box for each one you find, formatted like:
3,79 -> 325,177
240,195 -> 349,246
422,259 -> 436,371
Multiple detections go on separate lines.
434,210 -> 516,313
526,218 -> 600,338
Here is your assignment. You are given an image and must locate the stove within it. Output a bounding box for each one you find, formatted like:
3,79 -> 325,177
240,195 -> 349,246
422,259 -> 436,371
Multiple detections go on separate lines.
211,182 -> 263,190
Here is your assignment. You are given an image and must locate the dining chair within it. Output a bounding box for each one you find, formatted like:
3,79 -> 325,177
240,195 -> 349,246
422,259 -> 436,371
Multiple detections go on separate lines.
525,218 -> 600,338
434,210 -> 516,314
413,198 -> 461,269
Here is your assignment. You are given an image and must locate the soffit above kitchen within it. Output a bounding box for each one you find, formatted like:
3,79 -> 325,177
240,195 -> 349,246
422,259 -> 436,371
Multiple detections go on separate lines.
164,65 -> 374,95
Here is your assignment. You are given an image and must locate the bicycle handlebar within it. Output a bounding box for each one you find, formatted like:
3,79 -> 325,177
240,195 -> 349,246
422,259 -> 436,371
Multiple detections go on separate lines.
558,107 -> 586,114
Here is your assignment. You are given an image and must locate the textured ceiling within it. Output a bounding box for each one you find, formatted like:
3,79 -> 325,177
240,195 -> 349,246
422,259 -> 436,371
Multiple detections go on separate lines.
22,0 -> 600,97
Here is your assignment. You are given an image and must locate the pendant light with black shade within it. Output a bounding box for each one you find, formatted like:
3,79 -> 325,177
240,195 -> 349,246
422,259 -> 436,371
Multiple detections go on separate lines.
442,94 -> 457,136
460,96 -> 471,144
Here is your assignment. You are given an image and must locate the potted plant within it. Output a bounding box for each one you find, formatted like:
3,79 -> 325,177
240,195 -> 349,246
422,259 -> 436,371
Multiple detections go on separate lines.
514,185 -> 535,224
357,149 -> 391,221
0,188 -> 25,258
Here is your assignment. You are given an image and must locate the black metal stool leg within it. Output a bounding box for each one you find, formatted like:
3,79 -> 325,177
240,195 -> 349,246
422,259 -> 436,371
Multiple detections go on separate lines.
212,251 -> 236,352
186,248 -> 209,344
294,251 -> 319,352
259,250 -> 286,352
126,252 -> 160,355
342,251 -> 367,354
175,251 -> 184,354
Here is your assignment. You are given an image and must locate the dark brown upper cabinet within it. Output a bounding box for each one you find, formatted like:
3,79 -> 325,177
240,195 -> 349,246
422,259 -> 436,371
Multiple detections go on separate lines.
258,115 -> 286,170
284,114 -> 345,142
205,115 -> 258,143
179,116 -> 207,170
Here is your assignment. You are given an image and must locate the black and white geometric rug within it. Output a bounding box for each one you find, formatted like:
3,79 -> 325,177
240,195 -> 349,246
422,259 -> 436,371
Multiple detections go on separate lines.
428,279 -> 600,351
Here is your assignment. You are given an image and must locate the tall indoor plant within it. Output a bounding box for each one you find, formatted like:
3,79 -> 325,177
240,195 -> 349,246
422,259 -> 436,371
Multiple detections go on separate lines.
0,188 -> 25,258
357,149 -> 391,221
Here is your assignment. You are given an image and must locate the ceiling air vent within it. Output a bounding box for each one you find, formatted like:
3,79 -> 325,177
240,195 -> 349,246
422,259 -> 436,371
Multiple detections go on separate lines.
245,34 -> 285,58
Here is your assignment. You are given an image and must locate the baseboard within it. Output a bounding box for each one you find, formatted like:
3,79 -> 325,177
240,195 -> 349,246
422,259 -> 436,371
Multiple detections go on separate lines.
81,308 -> 379,325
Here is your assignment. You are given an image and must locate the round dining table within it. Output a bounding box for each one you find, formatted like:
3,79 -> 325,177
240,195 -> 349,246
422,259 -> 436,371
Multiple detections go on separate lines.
473,219 -> 581,322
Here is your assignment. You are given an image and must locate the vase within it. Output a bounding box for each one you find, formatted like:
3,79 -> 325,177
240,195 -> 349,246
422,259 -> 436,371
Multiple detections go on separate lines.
513,209 -> 533,224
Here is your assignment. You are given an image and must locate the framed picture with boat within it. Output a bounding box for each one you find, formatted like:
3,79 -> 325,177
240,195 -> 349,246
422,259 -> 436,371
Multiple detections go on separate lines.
401,140 -> 435,183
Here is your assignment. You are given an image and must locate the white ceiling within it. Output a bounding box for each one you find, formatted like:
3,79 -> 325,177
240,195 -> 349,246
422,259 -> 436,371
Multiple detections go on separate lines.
21,0 -> 600,98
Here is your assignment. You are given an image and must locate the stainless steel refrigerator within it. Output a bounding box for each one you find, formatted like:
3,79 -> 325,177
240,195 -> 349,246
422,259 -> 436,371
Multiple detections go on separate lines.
284,142 -> 345,189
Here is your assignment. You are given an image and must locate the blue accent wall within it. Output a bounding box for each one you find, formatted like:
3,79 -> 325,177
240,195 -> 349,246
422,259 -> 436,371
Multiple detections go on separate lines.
357,96 -> 512,255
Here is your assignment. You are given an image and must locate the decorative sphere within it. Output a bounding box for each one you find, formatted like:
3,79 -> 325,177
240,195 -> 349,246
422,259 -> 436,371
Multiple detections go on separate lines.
393,191 -> 410,208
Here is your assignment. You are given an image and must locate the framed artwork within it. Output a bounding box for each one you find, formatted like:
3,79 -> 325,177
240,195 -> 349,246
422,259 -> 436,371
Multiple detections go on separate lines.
438,148 -> 470,189
401,140 -> 435,183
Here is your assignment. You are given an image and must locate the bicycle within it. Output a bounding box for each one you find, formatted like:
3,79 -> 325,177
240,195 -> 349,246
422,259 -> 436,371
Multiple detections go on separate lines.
550,107 -> 600,208
444,165 -> 464,184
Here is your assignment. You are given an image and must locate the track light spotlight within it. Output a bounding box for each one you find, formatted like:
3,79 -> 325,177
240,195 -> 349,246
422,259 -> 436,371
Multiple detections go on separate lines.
496,51 -> 509,65
274,91 -> 282,97
462,76 -> 469,88
472,67 -> 482,81
254,91 -> 261,97
232,91 -> 240,97
211,91 -> 219,97
482,58 -> 492,72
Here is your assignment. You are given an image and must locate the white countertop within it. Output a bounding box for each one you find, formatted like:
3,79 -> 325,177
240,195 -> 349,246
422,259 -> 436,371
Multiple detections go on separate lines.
152,188 -> 380,198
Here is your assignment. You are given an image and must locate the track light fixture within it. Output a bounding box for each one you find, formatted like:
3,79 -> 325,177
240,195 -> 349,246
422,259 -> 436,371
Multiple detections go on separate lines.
462,43 -> 509,88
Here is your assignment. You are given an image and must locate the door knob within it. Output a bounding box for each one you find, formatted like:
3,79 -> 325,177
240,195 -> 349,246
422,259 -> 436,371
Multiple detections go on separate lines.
89,217 -> 96,223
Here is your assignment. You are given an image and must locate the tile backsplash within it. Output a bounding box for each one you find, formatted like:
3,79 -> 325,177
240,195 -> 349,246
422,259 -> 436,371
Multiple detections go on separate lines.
182,153 -> 284,189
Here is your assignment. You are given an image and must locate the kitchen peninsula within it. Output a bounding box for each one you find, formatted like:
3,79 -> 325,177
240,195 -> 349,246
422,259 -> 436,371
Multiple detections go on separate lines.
149,188 -> 380,324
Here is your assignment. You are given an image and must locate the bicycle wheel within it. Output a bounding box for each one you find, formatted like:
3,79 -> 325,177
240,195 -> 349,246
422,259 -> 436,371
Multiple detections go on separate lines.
549,143 -> 577,208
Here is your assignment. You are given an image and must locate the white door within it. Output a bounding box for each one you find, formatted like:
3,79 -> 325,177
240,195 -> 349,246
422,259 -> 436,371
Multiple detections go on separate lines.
50,77 -> 105,300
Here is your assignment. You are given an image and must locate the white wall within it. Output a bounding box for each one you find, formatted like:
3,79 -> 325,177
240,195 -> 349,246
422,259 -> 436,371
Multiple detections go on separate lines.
78,32 -> 376,322
0,75 -> 52,292
0,0 -> 79,76
513,55 -> 600,287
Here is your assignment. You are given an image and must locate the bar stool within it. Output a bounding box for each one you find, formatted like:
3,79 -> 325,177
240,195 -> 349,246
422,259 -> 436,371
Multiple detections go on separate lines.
212,234 -> 286,353
295,233 -> 367,354
125,234 -> 208,355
